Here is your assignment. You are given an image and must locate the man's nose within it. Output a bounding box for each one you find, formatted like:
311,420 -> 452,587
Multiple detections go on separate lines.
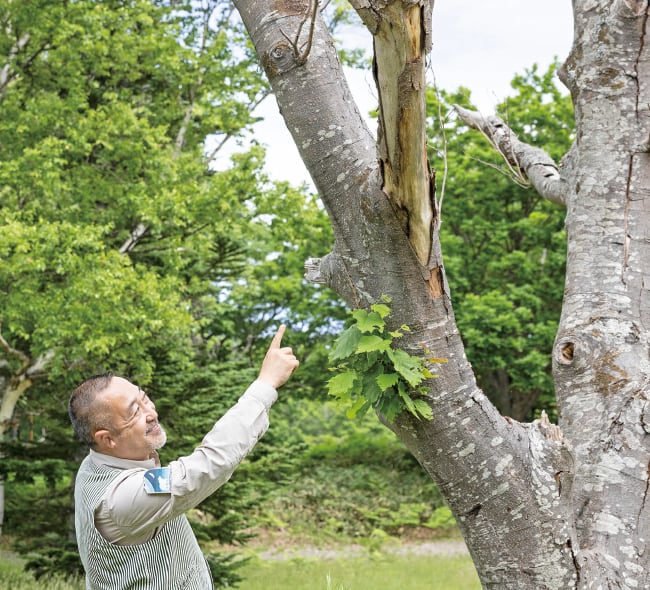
143,399 -> 157,419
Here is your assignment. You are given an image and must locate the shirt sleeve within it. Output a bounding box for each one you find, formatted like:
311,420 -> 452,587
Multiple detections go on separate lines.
95,380 -> 277,545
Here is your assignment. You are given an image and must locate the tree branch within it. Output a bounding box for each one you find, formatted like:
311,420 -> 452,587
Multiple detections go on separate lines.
0,31 -> 30,102
0,332 -> 54,437
454,105 -> 568,207
0,331 -> 30,377
26,349 -> 55,378
305,254 -> 364,308
118,222 -> 148,254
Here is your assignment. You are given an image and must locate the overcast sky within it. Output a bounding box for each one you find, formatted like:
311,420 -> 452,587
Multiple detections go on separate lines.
218,1 -> 575,186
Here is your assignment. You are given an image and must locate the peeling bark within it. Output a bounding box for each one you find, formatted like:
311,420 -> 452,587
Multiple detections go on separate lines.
373,0 -> 435,265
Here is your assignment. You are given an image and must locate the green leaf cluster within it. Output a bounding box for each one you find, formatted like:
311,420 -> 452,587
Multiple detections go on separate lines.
0,0 -> 273,386
328,298 -> 439,422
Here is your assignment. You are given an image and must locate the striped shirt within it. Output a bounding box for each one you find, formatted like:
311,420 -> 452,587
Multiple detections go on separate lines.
73,381 -> 277,589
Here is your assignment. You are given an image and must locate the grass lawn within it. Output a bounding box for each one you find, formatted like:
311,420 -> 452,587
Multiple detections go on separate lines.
1,546 -> 481,590
236,552 -> 481,590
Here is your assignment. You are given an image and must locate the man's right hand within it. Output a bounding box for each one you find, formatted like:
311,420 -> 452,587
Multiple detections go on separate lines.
257,325 -> 299,389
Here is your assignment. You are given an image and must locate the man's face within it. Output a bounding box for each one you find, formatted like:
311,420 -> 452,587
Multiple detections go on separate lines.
96,376 -> 167,461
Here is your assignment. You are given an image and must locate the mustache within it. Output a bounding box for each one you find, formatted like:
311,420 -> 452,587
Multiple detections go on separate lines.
146,421 -> 163,434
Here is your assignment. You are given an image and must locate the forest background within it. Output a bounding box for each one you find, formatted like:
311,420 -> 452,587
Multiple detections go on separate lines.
0,0 -> 572,587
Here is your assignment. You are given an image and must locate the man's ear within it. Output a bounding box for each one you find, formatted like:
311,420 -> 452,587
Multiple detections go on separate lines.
93,429 -> 115,450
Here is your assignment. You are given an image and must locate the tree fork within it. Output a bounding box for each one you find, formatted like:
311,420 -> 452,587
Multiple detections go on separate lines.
231,0 -> 623,586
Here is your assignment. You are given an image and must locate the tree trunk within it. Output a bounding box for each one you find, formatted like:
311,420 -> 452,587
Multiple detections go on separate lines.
550,0 -> 650,585
0,348 -> 53,537
0,378 -> 31,538
231,0 -> 650,587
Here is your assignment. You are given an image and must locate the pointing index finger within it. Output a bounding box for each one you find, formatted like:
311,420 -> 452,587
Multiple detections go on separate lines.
270,324 -> 286,349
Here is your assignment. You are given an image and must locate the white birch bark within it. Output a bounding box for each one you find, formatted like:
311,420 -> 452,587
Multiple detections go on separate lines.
232,0 -> 650,587
549,1 -> 650,586
0,345 -> 53,537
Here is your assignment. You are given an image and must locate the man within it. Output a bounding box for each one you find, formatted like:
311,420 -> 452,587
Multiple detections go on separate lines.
69,325 -> 299,590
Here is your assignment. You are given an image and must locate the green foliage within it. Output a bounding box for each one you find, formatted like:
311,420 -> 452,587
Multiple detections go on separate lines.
0,0 -> 270,386
3,469 -> 79,579
328,298 -> 441,422
205,551 -> 251,589
0,0 -> 334,584
16,539 -> 82,582
245,398 -> 451,543
427,61 -> 572,420
0,556 -> 83,590
425,506 -> 457,530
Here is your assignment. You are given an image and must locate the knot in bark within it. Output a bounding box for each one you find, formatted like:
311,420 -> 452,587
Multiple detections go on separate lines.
262,41 -> 298,77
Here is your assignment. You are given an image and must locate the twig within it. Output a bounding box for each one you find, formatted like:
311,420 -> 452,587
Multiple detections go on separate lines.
280,0 -> 320,65
469,157 -> 531,189
431,76 -> 449,228
0,331 -> 30,372
205,89 -> 272,164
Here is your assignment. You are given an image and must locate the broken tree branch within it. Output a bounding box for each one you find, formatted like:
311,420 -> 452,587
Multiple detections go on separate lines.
454,104 -> 568,207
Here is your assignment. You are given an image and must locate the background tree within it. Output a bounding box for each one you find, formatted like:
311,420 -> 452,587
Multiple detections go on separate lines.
231,0 -> 650,587
431,64 -> 573,421
0,0 -> 271,443
0,0 -> 335,583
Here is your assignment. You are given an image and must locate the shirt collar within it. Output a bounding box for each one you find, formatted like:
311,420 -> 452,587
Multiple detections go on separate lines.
89,448 -> 158,470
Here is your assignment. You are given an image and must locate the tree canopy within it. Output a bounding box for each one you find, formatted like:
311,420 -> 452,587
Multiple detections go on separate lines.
432,64 -> 573,420
0,0 -> 337,580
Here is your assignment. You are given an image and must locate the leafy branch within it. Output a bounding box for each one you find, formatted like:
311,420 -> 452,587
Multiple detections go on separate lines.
327,297 -> 445,422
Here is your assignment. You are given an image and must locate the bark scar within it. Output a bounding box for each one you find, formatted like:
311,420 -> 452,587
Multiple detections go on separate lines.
427,266 -> 443,298
537,410 -> 564,442
554,471 -> 564,496
633,3 -> 649,117
637,458 -> 650,530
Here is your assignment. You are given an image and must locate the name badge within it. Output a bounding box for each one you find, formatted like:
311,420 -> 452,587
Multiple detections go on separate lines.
143,467 -> 172,494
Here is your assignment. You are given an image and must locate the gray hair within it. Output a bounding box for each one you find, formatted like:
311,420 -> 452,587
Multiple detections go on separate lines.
68,373 -> 115,446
